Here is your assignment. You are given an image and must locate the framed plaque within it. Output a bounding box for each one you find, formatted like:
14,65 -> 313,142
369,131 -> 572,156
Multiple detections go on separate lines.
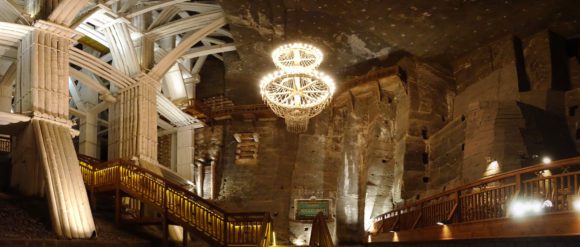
295,199 -> 330,220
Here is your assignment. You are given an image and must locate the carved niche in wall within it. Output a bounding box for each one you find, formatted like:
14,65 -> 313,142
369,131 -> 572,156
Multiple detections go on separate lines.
233,132 -> 259,165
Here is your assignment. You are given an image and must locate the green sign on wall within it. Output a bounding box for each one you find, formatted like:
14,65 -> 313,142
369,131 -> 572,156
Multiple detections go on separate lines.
295,199 -> 330,220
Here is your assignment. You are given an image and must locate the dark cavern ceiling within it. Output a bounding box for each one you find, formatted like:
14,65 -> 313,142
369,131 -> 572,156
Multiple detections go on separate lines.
216,0 -> 580,103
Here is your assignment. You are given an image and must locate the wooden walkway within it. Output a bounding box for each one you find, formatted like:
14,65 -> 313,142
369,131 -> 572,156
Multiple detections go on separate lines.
370,157 -> 580,243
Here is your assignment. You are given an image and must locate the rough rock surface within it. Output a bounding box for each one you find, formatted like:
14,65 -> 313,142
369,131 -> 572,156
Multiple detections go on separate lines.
216,0 -> 580,105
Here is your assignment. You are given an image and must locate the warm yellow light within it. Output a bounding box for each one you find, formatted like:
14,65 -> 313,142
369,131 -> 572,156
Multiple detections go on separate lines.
260,42 -> 335,133
441,225 -> 452,239
573,198 -> 580,211
484,160 -> 500,177
273,231 -> 277,246
510,199 -> 543,217
392,232 -> 399,242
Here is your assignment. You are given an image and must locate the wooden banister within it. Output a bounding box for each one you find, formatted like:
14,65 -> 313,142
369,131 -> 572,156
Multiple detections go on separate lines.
79,158 -> 272,247
309,212 -> 334,247
371,157 -> 580,234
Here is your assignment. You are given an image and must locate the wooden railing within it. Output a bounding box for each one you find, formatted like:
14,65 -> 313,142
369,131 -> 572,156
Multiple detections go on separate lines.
79,157 -> 272,246
0,136 -> 10,153
371,157 -> 580,234
309,212 -> 334,247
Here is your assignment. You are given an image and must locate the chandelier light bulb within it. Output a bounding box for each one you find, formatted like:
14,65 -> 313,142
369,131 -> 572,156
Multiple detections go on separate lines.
271,42 -> 324,72
261,42 -> 335,133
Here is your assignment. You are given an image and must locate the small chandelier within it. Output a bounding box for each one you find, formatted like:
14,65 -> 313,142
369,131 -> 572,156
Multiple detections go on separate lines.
260,43 -> 335,133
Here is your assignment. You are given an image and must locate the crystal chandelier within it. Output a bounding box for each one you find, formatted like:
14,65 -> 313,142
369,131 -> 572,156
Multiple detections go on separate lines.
260,43 -> 335,133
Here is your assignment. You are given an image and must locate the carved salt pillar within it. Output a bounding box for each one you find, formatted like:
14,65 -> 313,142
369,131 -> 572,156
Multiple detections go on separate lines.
79,113 -> 98,157
0,86 -> 11,112
175,125 -> 194,181
11,22 -> 96,239
108,75 -> 159,163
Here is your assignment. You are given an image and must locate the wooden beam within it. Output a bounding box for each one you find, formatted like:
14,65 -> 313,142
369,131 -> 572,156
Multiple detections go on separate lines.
146,10 -> 223,40
181,43 -> 236,60
124,0 -> 188,19
69,68 -> 111,95
48,0 -> 89,27
69,47 -> 135,88
148,17 -> 225,80
69,107 -> 86,117
89,101 -> 112,114
0,62 -> 15,86
69,79 -> 86,111
175,2 -> 221,12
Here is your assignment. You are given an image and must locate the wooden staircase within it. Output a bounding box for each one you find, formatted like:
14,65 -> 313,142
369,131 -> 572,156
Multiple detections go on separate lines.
308,212 -> 334,247
78,156 -> 272,247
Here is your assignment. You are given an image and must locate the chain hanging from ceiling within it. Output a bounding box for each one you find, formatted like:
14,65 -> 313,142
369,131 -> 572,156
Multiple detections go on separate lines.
260,43 -> 335,133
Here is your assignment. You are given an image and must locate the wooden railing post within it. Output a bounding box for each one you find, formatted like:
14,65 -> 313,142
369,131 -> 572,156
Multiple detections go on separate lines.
515,173 -> 521,196
182,228 -> 188,247
89,167 -> 96,210
453,190 -> 461,223
115,166 -> 121,225
224,213 -> 229,246
162,180 -> 169,247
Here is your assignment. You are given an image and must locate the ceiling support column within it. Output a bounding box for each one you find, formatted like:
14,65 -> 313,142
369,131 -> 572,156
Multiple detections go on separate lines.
11,22 -> 96,239
108,75 -> 159,163
0,85 -> 11,112
175,125 -> 194,181
79,113 -> 97,157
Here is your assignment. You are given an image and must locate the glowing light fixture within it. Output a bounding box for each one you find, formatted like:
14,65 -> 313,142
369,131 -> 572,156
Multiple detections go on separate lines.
573,198 -> 580,211
510,200 -> 543,217
436,219 -> 450,226
271,43 -> 324,72
484,160 -> 500,177
260,43 -> 335,133
542,157 -> 552,164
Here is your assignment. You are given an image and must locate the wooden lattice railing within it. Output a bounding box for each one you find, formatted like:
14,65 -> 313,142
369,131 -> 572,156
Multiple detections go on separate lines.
79,157 -> 272,246
309,212 -> 334,247
0,136 -> 10,153
371,157 -> 580,234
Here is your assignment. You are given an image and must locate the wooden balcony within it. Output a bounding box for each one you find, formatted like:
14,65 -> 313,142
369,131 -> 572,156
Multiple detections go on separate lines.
0,136 -> 10,153
369,157 -> 580,243
183,97 -> 277,123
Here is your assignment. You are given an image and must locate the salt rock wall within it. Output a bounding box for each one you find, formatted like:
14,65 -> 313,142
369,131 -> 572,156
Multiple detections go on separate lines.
210,57 -> 455,245
426,29 -> 579,195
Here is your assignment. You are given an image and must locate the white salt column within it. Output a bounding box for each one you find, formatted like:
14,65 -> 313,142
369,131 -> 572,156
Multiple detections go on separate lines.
108,76 -> 159,163
12,22 -> 96,239
79,113 -> 97,157
0,86 -> 11,112
175,125 -> 194,181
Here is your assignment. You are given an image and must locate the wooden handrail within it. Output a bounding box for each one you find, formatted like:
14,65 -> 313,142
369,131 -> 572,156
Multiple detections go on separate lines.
79,158 -> 272,246
372,157 -> 580,234
309,212 -> 334,247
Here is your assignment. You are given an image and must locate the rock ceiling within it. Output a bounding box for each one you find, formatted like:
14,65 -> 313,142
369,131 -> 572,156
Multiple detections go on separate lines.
216,0 -> 580,103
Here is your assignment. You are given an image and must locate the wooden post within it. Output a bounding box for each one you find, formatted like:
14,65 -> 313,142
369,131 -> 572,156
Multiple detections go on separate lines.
182,228 -> 188,247
162,182 -> 168,247
90,187 -> 96,210
115,186 -> 121,225
162,211 -> 168,247
515,174 -> 521,196
223,214 -> 228,246
115,167 -> 121,225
